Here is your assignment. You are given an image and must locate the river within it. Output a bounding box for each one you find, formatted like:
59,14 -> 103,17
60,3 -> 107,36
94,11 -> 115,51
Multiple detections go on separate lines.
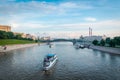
0,42 -> 120,80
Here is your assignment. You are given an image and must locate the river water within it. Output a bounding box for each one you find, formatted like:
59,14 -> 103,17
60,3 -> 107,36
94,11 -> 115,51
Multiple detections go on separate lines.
0,42 -> 120,80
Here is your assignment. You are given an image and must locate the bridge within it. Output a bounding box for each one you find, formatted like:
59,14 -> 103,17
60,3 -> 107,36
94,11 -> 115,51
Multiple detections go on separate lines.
39,39 -> 84,45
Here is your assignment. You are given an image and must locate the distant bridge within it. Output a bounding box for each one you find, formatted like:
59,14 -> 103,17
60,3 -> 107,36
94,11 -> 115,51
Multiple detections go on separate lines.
39,39 -> 84,45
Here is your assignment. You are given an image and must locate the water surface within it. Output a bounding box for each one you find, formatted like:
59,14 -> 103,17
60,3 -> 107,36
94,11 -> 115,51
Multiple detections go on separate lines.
0,42 -> 120,80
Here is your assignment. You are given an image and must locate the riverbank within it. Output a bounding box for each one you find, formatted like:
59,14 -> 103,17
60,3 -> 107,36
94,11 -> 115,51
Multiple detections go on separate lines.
90,45 -> 120,54
0,43 -> 38,53
0,39 -> 36,45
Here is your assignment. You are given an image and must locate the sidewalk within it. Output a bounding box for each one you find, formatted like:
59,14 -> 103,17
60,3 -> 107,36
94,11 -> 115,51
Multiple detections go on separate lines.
90,45 -> 120,54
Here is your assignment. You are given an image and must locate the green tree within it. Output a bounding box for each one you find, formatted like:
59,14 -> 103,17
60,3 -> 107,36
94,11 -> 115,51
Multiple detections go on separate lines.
0,31 -> 4,39
100,39 -> 105,46
114,36 -> 120,45
15,34 -> 22,39
0,30 -> 7,39
92,39 -> 98,45
109,39 -> 115,47
6,32 -> 14,39
105,37 -> 111,44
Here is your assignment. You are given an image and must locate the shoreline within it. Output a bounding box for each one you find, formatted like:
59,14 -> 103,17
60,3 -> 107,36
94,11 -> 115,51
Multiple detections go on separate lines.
1,43 -> 120,55
89,45 -> 120,55
0,43 -> 38,53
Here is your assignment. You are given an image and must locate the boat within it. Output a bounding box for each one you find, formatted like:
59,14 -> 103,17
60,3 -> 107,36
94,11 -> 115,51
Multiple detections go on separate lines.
43,54 -> 58,70
75,45 -> 79,49
49,43 -> 54,48
79,44 -> 85,48
74,43 -> 80,49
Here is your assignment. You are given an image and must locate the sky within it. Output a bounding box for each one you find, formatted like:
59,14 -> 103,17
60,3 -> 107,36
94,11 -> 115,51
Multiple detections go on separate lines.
0,0 -> 120,38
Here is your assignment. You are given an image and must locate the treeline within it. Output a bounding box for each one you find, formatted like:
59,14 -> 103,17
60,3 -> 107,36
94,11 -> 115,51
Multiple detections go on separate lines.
0,30 -> 33,41
92,36 -> 120,47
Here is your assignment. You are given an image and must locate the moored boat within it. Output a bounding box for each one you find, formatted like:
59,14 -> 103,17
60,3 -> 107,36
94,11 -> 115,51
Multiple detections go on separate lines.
43,54 -> 58,70
49,43 -> 54,48
74,43 -> 80,49
79,44 -> 85,48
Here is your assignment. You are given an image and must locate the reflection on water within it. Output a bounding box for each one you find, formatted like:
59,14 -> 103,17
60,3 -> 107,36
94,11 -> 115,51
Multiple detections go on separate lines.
0,42 -> 120,80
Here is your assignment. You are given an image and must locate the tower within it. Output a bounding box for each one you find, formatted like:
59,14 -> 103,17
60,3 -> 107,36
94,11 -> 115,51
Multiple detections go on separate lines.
89,27 -> 92,36
91,28 -> 92,36
89,27 -> 90,36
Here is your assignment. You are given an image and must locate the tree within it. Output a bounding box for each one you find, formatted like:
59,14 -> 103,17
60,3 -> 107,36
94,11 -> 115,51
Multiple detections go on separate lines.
0,31 -> 15,39
114,36 -> 120,45
0,31 -> 5,39
105,37 -> 111,44
92,39 -> 98,45
109,39 -> 115,47
14,34 -> 22,39
0,30 -> 35,41
6,32 -> 14,39
100,39 -> 105,46
0,30 -> 7,39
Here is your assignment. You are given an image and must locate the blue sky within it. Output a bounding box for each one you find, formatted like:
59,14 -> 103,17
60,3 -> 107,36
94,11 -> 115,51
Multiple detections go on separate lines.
0,0 -> 120,38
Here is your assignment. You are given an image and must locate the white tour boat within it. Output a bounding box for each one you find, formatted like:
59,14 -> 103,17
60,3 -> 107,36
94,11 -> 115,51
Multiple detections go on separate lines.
43,54 -> 58,70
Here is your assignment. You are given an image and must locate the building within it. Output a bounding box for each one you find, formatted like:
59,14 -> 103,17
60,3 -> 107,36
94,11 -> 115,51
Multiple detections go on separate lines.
41,36 -> 51,40
102,35 -> 107,40
80,36 -> 102,42
14,32 -> 36,40
22,34 -> 36,40
0,25 -> 11,32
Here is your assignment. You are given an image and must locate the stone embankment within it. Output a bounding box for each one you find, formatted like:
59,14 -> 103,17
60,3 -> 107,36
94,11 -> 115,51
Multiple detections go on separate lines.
90,45 -> 120,54
0,43 -> 38,53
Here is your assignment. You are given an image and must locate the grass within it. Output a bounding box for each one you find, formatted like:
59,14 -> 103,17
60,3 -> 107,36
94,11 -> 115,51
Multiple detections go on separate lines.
0,39 -> 36,45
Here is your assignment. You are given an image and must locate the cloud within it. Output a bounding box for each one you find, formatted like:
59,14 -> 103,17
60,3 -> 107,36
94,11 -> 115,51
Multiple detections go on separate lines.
71,20 -> 119,27
0,1 -> 56,15
59,2 -> 77,8
84,17 -> 97,22
0,1 -> 93,15
92,20 -> 120,29
10,22 -> 49,32
37,19 -> 120,38
59,2 -> 93,9
0,1 -> 120,37
7,19 -> 120,33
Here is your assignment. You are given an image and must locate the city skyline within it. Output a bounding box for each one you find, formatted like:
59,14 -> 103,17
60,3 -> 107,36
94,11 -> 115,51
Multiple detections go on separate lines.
0,0 -> 120,38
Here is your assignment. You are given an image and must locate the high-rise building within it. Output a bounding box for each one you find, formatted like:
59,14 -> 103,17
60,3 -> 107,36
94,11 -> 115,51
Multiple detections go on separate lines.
0,25 -> 11,32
